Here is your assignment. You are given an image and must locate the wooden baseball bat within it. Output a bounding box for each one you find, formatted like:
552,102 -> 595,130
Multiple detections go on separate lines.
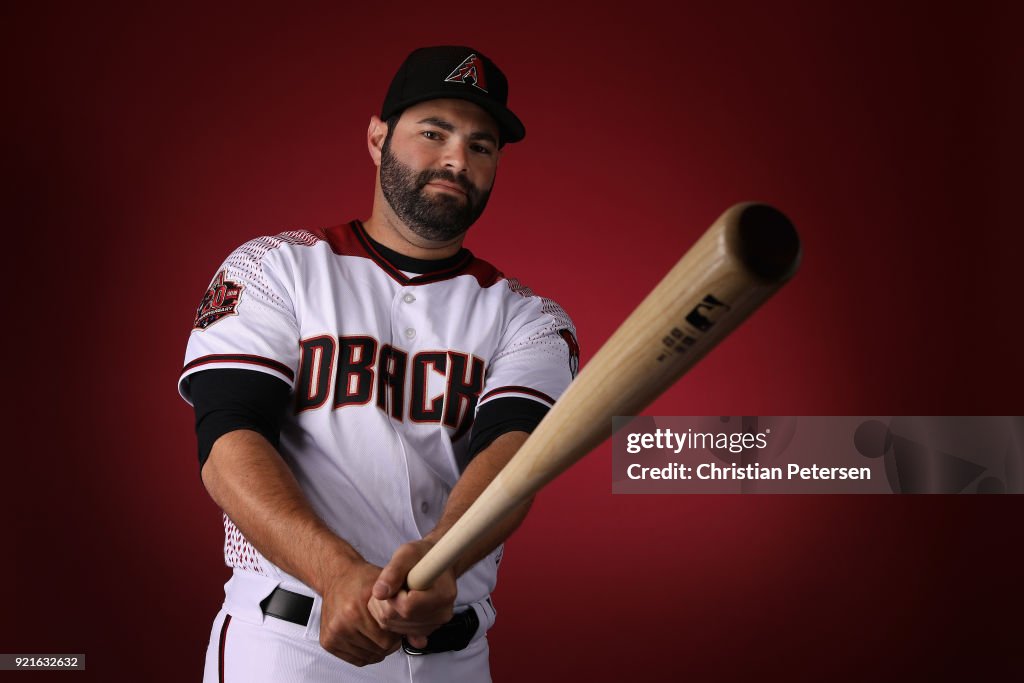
406,202 -> 801,590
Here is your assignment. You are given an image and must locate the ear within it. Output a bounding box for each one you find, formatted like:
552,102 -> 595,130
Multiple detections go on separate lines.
367,115 -> 388,167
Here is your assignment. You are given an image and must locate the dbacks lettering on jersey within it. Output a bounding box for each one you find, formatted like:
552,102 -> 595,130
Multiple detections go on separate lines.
295,334 -> 485,440
194,270 -> 243,330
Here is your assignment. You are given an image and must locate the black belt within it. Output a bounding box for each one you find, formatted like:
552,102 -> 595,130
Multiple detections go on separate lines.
260,587 -> 315,626
259,586 -> 479,655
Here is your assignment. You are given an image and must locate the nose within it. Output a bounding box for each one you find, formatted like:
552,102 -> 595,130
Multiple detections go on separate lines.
441,141 -> 469,174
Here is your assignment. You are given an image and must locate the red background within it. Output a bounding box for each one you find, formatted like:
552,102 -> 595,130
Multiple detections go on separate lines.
5,1 -> 1022,680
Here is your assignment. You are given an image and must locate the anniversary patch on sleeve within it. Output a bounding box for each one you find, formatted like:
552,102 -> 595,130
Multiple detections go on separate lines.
194,270 -> 244,330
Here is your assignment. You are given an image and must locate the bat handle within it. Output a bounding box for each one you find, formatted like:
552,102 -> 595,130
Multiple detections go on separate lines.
406,541 -> 455,591
407,470 -> 524,590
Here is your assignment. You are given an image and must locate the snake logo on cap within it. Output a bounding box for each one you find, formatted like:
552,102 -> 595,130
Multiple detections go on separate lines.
444,54 -> 488,93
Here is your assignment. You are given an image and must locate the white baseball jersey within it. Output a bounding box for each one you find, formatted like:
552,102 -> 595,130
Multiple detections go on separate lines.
178,220 -> 577,609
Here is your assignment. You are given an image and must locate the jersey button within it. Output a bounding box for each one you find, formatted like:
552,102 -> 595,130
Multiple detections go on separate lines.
420,501 -> 429,513
403,293 -> 416,304
405,328 -> 416,339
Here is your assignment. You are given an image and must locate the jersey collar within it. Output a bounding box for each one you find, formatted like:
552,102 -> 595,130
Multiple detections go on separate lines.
356,221 -> 472,277
313,221 -> 503,287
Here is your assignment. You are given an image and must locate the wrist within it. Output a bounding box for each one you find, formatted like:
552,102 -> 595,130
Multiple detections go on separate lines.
308,537 -> 363,593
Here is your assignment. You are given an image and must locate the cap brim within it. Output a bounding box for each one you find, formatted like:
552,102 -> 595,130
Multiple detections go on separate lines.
384,90 -> 525,145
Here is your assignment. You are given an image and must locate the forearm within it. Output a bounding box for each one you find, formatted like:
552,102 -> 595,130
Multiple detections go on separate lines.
201,428 -> 362,592
424,430 -> 533,577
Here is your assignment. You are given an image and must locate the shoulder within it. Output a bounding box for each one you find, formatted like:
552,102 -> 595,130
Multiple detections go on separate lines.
214,228 -> 334,287
198,229 -> 327,314
461,250 -> 575,329
474,263 -> 581,378
461,254 -> 558,305
226,229 -> 324,266
493,272 -> 575,333
460,253 -> 504,288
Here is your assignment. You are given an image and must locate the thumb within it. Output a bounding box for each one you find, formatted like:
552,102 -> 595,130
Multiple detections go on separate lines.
372,574 -> 396,600
373,545 -> 419,599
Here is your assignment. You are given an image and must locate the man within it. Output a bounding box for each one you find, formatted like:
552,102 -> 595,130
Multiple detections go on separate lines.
178,46 -> 578,682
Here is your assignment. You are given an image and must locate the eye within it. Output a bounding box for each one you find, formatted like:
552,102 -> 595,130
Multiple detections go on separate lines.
422,130 -> 442,141
471,143 -> 494,156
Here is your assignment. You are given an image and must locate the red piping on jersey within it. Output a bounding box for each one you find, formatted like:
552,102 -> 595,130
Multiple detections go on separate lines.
182,354 -> 295,381
218,614 -> 231,682
310,221 -> 504,288
480,386 -> 555,405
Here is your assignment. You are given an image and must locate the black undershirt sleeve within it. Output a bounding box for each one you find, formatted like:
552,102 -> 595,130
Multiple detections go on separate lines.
189,371 -> 545,473
188,369 -> 291,471
465,397 -> 549,470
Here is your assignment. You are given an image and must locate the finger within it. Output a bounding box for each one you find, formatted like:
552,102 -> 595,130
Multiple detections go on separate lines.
322,614 -> 397,661
366,596 -> 392,628
372,566 -> 400,600
374,544 -> 424,599
361,619 -> 402,653
386,589 -> 415,618
339,647 -> 383,668
371,578 -> 393,600
392,589 -> 453,625
322,636 -> 390,667
369,593 -> 441,632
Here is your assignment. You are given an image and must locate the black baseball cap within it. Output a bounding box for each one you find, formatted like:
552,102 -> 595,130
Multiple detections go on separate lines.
381,46 -> 526,145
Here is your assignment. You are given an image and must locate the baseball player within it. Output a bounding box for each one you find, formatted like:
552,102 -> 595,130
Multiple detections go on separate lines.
178,46 -> 578,682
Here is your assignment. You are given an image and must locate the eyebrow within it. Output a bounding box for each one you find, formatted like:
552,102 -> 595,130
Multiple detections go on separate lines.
417,116 -> 498,145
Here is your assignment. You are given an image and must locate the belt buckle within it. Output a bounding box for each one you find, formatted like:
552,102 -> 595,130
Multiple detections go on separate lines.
402,639 -> 430,657
401,607 -> 480,656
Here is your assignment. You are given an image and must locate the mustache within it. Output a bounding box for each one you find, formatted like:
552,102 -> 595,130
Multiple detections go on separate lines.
416,169 -> 478,198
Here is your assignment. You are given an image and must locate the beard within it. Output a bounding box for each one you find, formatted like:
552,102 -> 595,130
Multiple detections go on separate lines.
379,141 -> 492,242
